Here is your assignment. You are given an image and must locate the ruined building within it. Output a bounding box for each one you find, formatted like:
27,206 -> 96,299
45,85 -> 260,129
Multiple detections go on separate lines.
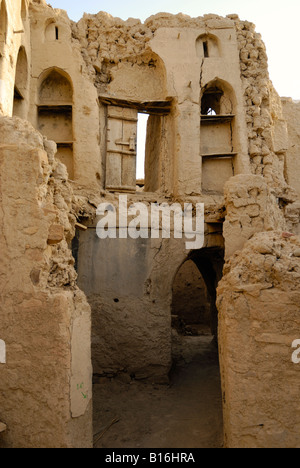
1,0 -> 300,449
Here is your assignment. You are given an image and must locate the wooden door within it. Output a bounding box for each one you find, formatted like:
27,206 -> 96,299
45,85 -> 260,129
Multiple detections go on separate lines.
106,106 -> 138,191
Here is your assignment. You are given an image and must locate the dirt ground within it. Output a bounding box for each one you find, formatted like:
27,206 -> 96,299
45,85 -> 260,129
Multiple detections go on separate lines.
93,333 -> 224,449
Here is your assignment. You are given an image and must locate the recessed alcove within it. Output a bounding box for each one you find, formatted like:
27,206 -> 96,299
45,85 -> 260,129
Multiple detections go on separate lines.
38,69 -> 74,179
200,80 -> 237,194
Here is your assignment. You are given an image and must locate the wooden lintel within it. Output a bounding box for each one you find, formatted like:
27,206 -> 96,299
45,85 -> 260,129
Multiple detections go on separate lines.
202,153 -> 237,160
99,95 -> 172,115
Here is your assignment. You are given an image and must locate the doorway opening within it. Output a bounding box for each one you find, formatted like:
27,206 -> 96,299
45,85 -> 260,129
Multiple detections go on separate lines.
170,247 -> 224,448
172,247 -> 224,342
136,112 -> 149,189
172,259 -> 211,338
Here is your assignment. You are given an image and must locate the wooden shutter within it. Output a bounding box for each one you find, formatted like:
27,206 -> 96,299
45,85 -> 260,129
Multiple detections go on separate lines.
106,106 -> 138,191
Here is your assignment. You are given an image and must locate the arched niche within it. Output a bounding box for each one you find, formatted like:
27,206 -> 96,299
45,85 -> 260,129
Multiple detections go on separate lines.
200,79 -> 238,194
38,68 -> 73,104
102,52 -> 170,193
196,33 -> 220,59
13,47 -> 29,119
44,18 -> 69,43
21,0 -> 27,23
45,21 -> 59,41
107,52 -> 167,102
201,78 -> 236,116
37,68 -> 74,179
0,0 -> 8,57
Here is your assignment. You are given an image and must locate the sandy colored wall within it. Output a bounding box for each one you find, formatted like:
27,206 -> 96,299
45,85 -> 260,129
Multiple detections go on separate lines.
223,174 -> 286,259
217,231 -> 300,448
1,0 -> 300,449
0,0 -> 31,117
0,116 -> 92,448
72,13 -> 251,197
76,204 -> 224,381
27,1 -> 101,192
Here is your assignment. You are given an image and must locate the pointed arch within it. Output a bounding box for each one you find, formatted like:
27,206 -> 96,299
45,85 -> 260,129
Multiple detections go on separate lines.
196,33 -> 220,59
200,78 -> 239,194
0,0 -> 8,56
201,78 -> 237,116
21,0 -> 27,22
13,46 -> 29,118
38,67 -> 73,104
37,67 -> 74,179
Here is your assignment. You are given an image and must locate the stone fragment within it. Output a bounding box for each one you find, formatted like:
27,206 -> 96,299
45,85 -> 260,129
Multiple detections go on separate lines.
0,423 -> 7,433
47,224 -> 64,245
282,232 -> 295,239
256,244 -> 273,255
30,268 -> 41,285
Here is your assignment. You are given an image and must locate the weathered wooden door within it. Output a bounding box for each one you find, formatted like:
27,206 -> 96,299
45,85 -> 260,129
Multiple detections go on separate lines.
106,106 -> 138,191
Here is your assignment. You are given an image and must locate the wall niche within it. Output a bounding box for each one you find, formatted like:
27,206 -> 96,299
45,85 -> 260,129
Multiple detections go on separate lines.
38,68 -> 74,179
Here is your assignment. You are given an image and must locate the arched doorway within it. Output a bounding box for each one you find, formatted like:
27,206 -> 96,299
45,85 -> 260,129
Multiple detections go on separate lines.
170,247 -> 224,447
172,259 -> 211,337
172,247 -> 224,341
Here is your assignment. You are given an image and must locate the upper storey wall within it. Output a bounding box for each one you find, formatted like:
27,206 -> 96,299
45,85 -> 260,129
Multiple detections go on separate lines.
28,1 -> 101,191
2,2 -> 299,202
72,12 -> 251,196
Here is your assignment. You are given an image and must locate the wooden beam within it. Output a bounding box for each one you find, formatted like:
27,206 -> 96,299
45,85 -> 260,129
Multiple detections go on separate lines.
202,152 -> 237,160
99,95 -> 172,115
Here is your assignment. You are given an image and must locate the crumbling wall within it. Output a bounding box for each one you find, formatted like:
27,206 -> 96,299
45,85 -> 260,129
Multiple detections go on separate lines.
0,116 -> 92,448
217,231 -> 300,448
233,19 -> 296,201
1,1 -> 300,449
223,174 -> 286,258
234,21 -> 278,180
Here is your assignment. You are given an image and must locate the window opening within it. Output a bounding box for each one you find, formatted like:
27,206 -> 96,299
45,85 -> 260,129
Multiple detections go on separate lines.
201,88 -> 223,116
136,113 -> 149,186
203,41 -> 209,58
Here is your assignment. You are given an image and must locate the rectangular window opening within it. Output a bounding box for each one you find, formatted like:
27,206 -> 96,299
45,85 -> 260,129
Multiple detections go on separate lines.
55,27 -> 59,40
203,41 -> 209,58
136,112 -> 149,189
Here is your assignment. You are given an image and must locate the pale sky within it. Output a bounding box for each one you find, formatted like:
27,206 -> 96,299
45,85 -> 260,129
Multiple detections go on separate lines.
47,0 -> 300,178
